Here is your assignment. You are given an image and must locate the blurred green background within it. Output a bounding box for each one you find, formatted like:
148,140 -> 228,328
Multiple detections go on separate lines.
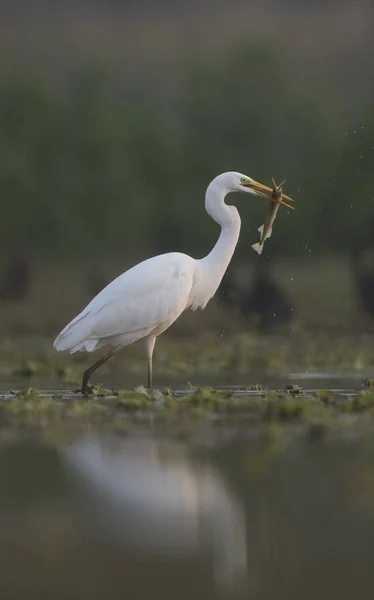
0,0 -> 374,336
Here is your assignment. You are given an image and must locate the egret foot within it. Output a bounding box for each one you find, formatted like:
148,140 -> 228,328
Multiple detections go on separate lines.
81,349 -> 116,395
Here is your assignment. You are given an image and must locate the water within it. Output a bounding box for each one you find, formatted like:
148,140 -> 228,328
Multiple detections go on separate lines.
1,376 -> 374,599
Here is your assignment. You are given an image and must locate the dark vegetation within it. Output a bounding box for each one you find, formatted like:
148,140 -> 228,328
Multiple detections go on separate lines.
0,40 -> 373,266
0,2 -> 374,339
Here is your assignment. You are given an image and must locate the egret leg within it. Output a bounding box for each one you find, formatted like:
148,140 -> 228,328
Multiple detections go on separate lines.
146,336 -> 156,390
81,349 -> 116,395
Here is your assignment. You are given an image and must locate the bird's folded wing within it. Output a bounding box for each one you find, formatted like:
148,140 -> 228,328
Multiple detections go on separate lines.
54,253 -> 195,351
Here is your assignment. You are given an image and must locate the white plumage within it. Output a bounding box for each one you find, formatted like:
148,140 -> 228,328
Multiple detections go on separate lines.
55,253 -> 196,353
54,171 -> 292,393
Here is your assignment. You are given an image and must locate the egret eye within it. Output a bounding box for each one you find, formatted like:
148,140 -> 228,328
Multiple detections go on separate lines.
240,177 -> 247,184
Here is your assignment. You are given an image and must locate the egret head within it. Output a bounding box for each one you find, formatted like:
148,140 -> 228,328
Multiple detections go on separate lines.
211,172 -> 293,208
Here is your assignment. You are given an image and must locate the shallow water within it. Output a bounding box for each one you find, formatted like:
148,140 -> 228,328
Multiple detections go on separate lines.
0,370 -> 369,397
1,375 -> 374,599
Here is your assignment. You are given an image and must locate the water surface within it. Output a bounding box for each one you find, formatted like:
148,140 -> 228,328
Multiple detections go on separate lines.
1,375 -> 374,599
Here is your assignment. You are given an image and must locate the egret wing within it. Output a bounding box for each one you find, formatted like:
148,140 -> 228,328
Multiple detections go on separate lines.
54,253 -> 195,351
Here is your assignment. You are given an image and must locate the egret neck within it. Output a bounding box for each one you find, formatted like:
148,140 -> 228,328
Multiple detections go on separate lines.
194,179 -> 241,308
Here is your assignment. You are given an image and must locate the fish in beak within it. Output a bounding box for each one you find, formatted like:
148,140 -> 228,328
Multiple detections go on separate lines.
245,177 -> 294,210
252,178 -> 291,255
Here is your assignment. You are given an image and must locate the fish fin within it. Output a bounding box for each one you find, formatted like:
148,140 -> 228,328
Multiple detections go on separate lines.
252,242 -> 263,255
266,227 -> 272,239
257,224 -> 264,235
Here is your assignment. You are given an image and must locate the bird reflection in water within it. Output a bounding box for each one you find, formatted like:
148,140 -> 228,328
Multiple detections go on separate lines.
63,435 -> 248,591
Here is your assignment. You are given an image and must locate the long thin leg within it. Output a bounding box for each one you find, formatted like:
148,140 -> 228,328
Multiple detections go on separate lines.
81,349 -> 116,394
146,336 -> 156,390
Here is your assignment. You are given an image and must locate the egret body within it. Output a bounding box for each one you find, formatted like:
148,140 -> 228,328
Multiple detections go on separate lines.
53,172 -> 293,393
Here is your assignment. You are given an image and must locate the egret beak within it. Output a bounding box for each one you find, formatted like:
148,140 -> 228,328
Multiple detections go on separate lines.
244,178 -> 295,210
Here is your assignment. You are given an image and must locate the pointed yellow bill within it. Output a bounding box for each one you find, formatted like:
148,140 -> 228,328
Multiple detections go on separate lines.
246,178 -> 295,210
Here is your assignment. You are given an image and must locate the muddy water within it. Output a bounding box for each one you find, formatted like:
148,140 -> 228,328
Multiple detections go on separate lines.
0,376 -> 374,599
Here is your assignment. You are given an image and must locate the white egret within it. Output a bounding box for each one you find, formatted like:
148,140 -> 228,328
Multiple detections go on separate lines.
53,171 -> 293,393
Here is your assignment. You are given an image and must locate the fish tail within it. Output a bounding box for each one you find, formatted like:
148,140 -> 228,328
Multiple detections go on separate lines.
252,242 -> 263,255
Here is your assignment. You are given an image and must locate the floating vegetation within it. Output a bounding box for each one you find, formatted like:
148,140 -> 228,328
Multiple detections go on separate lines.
285,384 -> 302,396
351,391 -> 374,413
0,384 -> 374,438
243,383 -> 263,391
314,389 -> 334,404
